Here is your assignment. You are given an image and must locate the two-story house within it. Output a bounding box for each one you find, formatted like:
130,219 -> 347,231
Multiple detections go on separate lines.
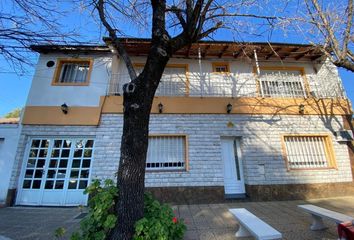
6,38 -> 354,206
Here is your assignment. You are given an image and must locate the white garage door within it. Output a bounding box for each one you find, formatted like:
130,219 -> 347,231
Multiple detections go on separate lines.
17,138 -> 94,206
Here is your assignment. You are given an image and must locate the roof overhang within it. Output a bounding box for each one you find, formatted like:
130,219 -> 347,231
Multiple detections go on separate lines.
30,45 -> 111,54
31,37 -> 325,61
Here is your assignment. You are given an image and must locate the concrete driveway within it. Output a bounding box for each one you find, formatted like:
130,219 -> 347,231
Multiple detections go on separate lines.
1,196 -> 354,240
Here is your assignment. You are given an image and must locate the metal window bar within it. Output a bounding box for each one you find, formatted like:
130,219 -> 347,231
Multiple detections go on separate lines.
107,69 -> 344,98
284,136 -> 329,169
146,136 -> 185,170
108,73 -> 121,95
259,71 -> 306,98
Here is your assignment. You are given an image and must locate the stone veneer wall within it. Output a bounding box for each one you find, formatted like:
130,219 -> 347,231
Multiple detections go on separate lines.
10,114 -> 353,192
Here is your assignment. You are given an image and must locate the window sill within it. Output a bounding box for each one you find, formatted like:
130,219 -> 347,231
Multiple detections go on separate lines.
51,82 -> 90,86
287,167 -> 338,171
146,169 -> 188,173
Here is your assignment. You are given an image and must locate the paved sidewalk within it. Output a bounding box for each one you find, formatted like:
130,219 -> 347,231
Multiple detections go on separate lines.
177,196 -> 354,240
0,196 -> 354,240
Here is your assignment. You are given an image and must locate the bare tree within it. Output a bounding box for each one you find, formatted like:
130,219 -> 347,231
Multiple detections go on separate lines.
0,0 -> 77,72
93,0 -> 282,239
302,0 -> 354,71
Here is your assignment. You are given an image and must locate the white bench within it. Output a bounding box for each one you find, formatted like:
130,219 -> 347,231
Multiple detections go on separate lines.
298,204 -> 354,231
229,208 -> 282,240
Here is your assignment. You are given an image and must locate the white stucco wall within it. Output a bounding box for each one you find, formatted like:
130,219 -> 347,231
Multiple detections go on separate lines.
0,124 -> 20,203
26,53 -> 112,107
10,114 -> 352,190
116,57 -> 344,98
24,52 -> 345,108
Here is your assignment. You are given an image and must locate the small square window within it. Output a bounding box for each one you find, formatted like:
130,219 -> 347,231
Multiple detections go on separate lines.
55,180 -> 64,189
32,180 -> 41,189
68,180 -> 77,189
31,140 -> 40,148
78,180 -> 88,189
23,180 -> 32,189
213,63 -> 229,73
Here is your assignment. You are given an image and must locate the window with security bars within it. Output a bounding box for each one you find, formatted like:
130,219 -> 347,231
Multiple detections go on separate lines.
54,59 -> 92,84
136,66 -> 188,96
283,135 -> 335,170
146,136 -> 186,170
259,69 -> 306,98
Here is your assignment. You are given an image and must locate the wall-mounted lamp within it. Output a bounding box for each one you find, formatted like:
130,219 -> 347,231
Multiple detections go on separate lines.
61,103 -> 68,114
226,103 -> 233,114
158,102 -> 163,114
299,104 -> 305,115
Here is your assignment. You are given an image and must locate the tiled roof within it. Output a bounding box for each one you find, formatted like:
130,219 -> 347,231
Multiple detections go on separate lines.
0,118 -> 20,124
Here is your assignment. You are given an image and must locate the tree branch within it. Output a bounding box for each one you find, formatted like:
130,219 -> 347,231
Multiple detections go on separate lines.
309,0 -> 342,59
95,0 -> 137,80
195,0 -> 214,39
166,6 -> 187,30
342,0 -> 353,59
197,21 -> 223,39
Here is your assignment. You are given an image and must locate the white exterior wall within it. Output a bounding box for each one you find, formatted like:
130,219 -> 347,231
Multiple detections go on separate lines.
10,114 -> 352,190
26,53 -> 112,107
25,53 -> 344,108
0,124 -> 20,203
115,57 -> 344,98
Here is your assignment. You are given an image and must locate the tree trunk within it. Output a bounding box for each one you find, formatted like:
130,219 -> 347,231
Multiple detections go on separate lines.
108,56 -> 169,240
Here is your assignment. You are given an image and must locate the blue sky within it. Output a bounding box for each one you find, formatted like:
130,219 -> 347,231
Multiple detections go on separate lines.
0,1 -> 353,117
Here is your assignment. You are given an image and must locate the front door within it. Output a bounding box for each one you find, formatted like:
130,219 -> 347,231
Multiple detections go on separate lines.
221,138 -> 245,197
17,138 -> 94,206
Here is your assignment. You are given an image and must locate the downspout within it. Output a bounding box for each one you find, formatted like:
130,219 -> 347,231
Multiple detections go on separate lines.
254,49 -> 263,97
198,47 -> 203,98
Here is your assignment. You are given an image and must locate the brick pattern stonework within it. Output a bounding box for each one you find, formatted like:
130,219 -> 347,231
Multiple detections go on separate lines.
10,114 -> 353,194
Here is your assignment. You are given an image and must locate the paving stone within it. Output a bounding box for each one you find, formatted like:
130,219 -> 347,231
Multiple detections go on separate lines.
198,231 -> 216,240
184,230 -> 199,240
0,196 -> 354,240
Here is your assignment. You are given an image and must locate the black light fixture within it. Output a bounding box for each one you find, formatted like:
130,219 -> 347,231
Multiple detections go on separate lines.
226,103 -> 233,114
299,104 -> 305,114
61,103 -> 68,114
158,102 -> 163,113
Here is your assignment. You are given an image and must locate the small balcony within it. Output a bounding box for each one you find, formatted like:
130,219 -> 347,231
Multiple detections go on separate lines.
107,70 -> 346,99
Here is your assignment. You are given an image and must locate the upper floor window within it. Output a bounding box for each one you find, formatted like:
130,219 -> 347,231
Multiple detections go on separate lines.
258,67 -> 307,98
52,59 -> 93,85
212,62 -> 230,73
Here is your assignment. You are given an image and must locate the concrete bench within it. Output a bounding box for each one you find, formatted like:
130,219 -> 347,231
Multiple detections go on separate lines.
298,204 -> 354,231
229,208 -> 282,239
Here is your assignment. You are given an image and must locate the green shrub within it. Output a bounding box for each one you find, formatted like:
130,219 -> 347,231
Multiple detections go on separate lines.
71,180 -> 186,240
54,227 -> 66,239
71,179 -> 118,240
133,193 -> 186,240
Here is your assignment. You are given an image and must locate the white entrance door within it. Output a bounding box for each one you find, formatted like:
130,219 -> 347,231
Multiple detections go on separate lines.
221,138 -> 245,197
17,138 -> 94,206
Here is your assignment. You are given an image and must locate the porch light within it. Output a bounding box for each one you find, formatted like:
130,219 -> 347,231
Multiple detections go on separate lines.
226,103 -> 233,114
299,104 -> 305,114
158,102 -> 163,114
61,103 -> 69,114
